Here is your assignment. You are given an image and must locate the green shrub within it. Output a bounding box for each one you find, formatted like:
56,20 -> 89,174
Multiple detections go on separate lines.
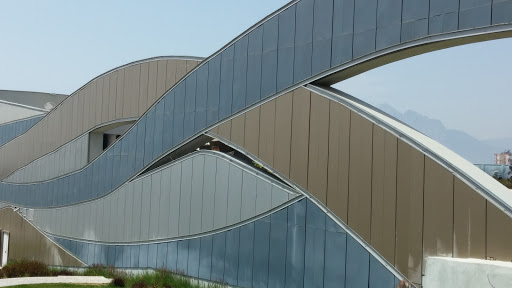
112,276 -> 126,287
131,280 -> 148,288
1,259 -> 50,278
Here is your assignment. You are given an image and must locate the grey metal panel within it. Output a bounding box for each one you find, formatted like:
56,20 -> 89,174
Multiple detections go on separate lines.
354,0 -> 377,33
201,155 -> 216,231
199,235 -> 213,280
109,191 -> 119,242
460,0 -> 491,10
169,163 -> 182,237
163,90 -> 174,151
429,12 -> 459,34
238,222 -> 254,287
139,244 -> 148,268
331,33 -> 353,65
224,228 -> 240,286
143,108 -> 155,166
253,218 -> 270,288
166,241 -> 177,272
227,164 -> 242,225
149,173 -> 162,239
430,0 -> 459,16
312,0 -> 334,74
459,5 -> 491,29
277,5 -> 296,91
187,238 -> 200,278
402,0 -> 429,22
353,29 -> 376,58
179,158 -> 193,236
185,72 -> 197,139
345,236 -> 370,288
140,176 -> 152,240
246,26 -> 263,106
124,184 -> 134,241
241,171 -> 257,221
294,43 -> 313,82
402,19 -> 428,41
304,226 -> 325,287
153,100 -> 164,158
95,199 -> 105,241
378,0 -> 402,27
195,64 -> 209,129
177,240 -> 189,274
256,178 -> 272,215
132,180 -> 143,241
190,155 -> 204,235
272,184 -> 289,209
148,243 -> 157,268
214,158 -> 229,229
493,1 -> 512,25
211,233 -> 226,283
369,255 -> 394,288
376,24 -> 401,49
173,83 -> 185,147
158,167 -> 171,238
116,187 -> 126,242
115,246 -> 123,267
324,228 -> 347,288
232,36 -> 248,113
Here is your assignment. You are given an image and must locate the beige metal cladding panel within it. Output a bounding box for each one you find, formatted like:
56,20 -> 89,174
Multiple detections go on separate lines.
347,112 -> 373,243
122,65 -> 134,118
116,68 -> 125,119
230,115 -> 245,147
273,92 -> 292,178
165,60 -> 177,90
64,97 -> 74,143
95,77 -> 104,126
186,60 -> 198,73
423,157 -> 454,270
395,139 -> 424,285
101,73 -> 110,123
157,60 -> 168,100
290,88 -> 311,190
210,125 -> 220,135
259,99 -> 276,166
371,125 -> 397,264
89,80 -> 98,129
176,60 -> 187,82
147,61 -> 158,108
72,94 -> 80,136
130,64 -> 141,117
244,107 -> 260,157
307,93 -> 329,205
487,201 -> 512,261
82,86 -> 90,133
453,177 -> 486,259
218,119 -> 232,141
109,71 -> 118,122
139,62 -> 150,115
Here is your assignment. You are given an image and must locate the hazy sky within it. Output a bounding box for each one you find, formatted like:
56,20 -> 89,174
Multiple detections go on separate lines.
0,0 -> 510,140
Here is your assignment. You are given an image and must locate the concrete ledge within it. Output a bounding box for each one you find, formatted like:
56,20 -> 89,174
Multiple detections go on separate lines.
423,257 -> 512,288
0,276 -> 111,287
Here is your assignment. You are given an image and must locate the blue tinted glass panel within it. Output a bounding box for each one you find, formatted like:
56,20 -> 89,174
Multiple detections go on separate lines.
277,5 -> 296,91
115,246 -> 123,267
369,255 -> 395,288
219,46 -> 234,120
324,230 -> 347,288
261,18 -> 278,99
163,91 -> 174,151
139,244 -> 148,268
195,64 -> 209,130
285,225 -> 305,288
130,245 -> 140,268
333,0 -> 355,37
199,235 -> 213,281
238,223 -> 254,287
177,240 -> 189,274
429,13 -> 458,34
246,26 -> 263,106
184,72 -> 197,138
107,245 -> 116,266
253,219 -> 270,288
211,233 -> 226,283
224,229 -> 240,286
354,0 -> 378,32
153,100 -> 165,158
206,55 -> 221,125
304,227 -> 325,287
459,5 -> 491,29
144,108 -> 155,166
173,83 -> 185,146
296,0 -> 314,45
157,243 -> 168,269
376,24 -> 401,49
493,1 -> 512,25
166,241 -> 178,272
232,36 -> 248,113
288,199 -> 306,226
377,0 -> 402,27
313,0 -> 334,73
402,0 -> 429,22
346,236 -> 370,288
148,243 -> 158,269
353,29 -> 376,58
430,0 -> 459,16
188,238 -> 200,278
135,116 -> 146,171
294,43 -> 313,82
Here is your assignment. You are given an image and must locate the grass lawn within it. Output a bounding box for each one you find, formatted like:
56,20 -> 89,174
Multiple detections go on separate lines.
9,285 -> 108,288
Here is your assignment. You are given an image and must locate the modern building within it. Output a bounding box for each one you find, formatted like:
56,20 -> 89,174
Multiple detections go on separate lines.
495,150 -> 512,165
1,1 -> 512,287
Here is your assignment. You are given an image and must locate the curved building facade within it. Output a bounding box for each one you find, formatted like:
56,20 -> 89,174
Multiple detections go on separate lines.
1,1 -> 512,287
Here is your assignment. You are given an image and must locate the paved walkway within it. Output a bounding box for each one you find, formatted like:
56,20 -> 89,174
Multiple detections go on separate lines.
0,276 -> 111,287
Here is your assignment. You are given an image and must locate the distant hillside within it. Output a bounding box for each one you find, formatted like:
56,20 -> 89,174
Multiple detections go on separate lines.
378,104 -> 504,164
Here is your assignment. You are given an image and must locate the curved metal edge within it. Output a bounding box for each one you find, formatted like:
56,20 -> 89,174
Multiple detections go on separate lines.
306,84 -> 512,219
0,206 -> 87,267
206,131 -> 413,286
0,99 -> 50,113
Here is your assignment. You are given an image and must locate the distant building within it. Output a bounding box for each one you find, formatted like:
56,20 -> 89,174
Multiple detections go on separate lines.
495,150 -> 512,165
